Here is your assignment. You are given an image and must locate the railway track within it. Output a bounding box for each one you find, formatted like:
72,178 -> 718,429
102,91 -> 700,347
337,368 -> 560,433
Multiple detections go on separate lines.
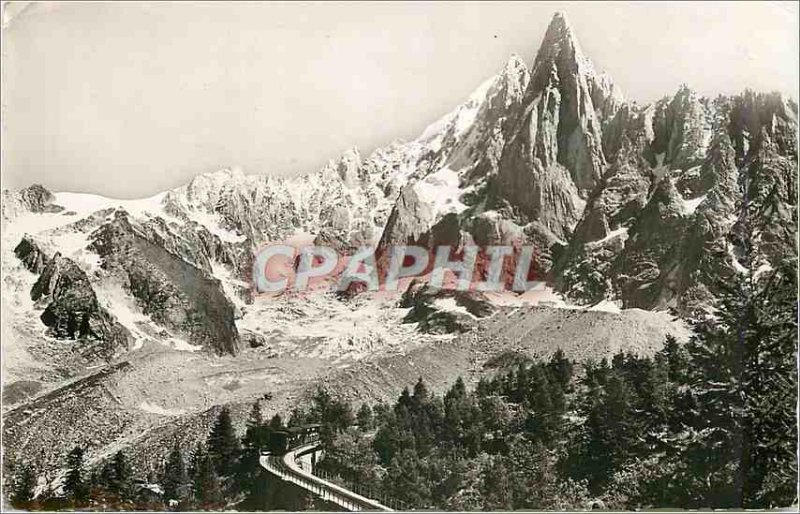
259,442 -> 393,512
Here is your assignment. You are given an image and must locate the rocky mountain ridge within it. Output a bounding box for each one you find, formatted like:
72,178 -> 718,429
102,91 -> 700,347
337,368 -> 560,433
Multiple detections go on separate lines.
3,13 -> 796,362
2,11 -> 796,497
3,14 -> 797,360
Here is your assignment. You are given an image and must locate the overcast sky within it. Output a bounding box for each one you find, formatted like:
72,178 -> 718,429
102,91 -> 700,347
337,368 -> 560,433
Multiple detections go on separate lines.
2,1 -> 798,198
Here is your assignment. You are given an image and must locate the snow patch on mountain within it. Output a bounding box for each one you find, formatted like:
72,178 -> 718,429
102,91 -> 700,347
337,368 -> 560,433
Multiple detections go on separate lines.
683,194 -> 707,215
413,167 -> 471,217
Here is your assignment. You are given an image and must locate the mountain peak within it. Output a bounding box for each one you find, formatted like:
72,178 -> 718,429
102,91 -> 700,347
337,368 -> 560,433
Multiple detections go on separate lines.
548,11 -> 574,36
533,11 -> 593,77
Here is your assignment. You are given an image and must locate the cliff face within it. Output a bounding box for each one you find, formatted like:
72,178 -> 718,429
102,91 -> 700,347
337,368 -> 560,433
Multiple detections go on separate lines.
375,14 -> 619,269
499,12 -> 617,195
554,89 -> 797,314
14,236 -> 50,274
26,252 -> 130,358
89,211 -> 241,356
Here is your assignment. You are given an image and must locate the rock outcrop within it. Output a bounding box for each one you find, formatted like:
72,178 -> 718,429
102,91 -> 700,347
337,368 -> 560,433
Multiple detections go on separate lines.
89,211 -> 241,355
1,184 -> 63,222
553,88 -> 797,314
400,280 -> 496,334
14,236 -> 50,274
30,252 -> 130,355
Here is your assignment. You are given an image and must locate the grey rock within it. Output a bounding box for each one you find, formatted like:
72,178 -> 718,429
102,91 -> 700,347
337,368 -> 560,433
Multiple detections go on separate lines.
89,211 -> 241,355
31,253 -> 130,356
400,280 -> 496,334
14,236 -> 50,274
1,184 -> 63,221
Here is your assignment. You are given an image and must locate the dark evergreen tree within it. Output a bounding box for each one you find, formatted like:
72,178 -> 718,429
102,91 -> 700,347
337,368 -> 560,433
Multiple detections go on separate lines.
548,349 -> 574,391
192,446 -> 223,508
740,258 -> 797,506
268,413 -> 284,430
310,387 -> 354,439
207,407 -> 240,476
475,376 -> 493,398
372,401 -> 391,425
681,253 -> 798,508
524,365 -> 564,445
188,443 -> 204,481
412,377 -> 430,409
396,386 -> 413,414
246,401 -> 263,428
373,412 -> 415,465
661,334 -> 689,383
356,403 -> 373,431
439,377 -> 480,456
12,463 -> 37,506
162,441 -> 189,503
236,404 -> 272,505
481,457 -> 512,510
110,451 -> 132,498
98,460 -> 115,490
641,353 -> 670,430
383,448 -> 431,508
64,446 -> 89,503
572,370 -> 636,494
510,365 -> 529,403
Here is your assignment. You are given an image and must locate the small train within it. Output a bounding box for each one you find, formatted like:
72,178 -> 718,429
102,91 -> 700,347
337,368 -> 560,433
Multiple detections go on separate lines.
262,423 -> 321,455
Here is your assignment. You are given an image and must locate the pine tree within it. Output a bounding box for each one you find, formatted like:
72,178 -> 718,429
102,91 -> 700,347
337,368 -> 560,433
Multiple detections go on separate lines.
661,334 -> 689,383
412,377 -> 430,410
236,405 -> 272,503
246,401 -> 263,429
162,441 -> 189,503
396,386 -> 413,414
188,443 -> 204,480
268,413 -> 284,430
475,376 -> 493,398
524,365 -> 564,445
98,460 -> 115,490
311,386 -> 355,435
12,463 -> 37,506
740,258 -> 797,506
442,376 -> 481,455
682,254 -> 798,507
208,407 -> 240,476
192,447 -> 223,508
383,448 -> 431,508
575,370 -> 636,494
507,437 -> 587,509
482,457 -> 512,510
548,349 -> 574,391
110,451 -> 132,499
644,353 -> 670,427
356,403 -> 373,430
511,364 -> 529,403
64,446 -> 89,503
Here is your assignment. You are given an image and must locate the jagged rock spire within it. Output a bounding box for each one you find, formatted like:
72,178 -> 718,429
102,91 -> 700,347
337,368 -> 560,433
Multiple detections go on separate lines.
531,11 -> 592,78
523,11 -> 617,192
483,11 -> 621,244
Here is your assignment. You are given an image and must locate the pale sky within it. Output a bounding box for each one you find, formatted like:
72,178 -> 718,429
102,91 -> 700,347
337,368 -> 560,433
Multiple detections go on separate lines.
2,1 -> 798,198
